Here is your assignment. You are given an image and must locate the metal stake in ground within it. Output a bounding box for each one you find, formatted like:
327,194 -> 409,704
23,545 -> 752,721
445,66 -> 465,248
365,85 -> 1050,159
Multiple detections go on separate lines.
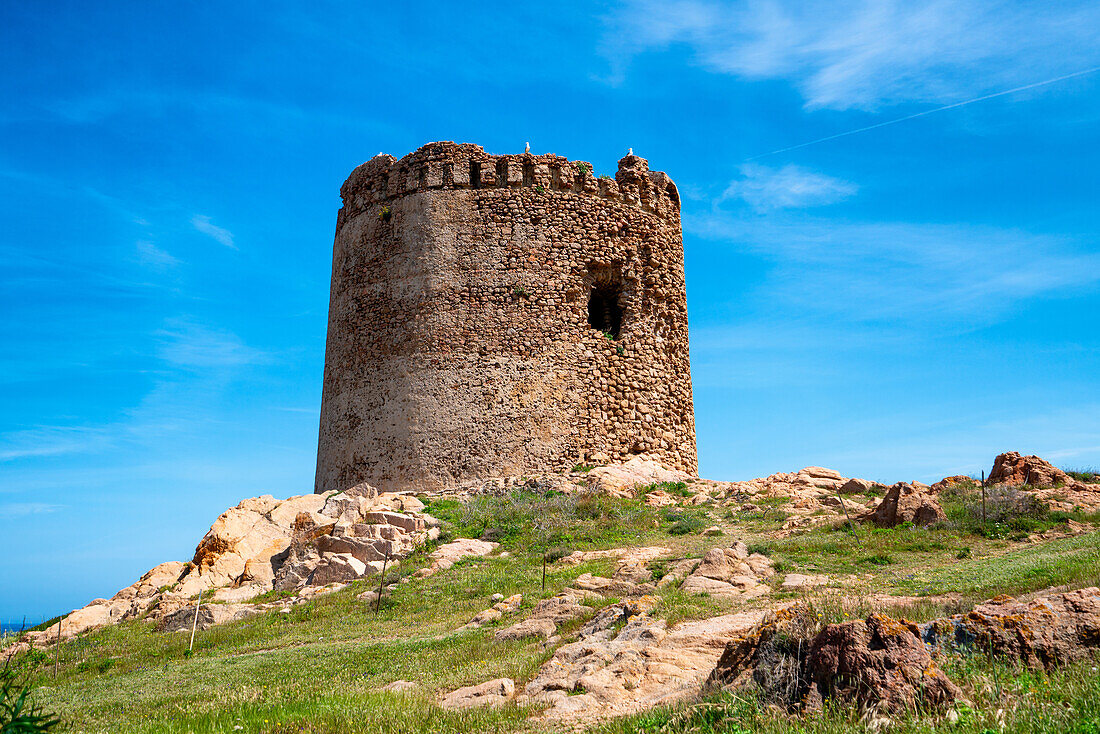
375,551 -> 390,613
188,588 -> 203,655
54,617 -> 61,677
542,553 -> 547,592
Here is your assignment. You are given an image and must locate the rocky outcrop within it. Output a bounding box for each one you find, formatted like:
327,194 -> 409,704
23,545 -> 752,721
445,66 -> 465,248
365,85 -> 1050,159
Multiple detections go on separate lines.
441,678 -> 516,710
523,598 -> 766,720
587,457 -> 693,498
412,538 -> 498,580
12,487 -> 437,650
707,609 -> 959,713
987,452 -> 1100,511
929,475 -> 973,493
679,542 -> 774,600
712,467 -> 883,534
990,452 -> 1070,487
495,588 -> 601,642
921,586 -> 1100,669
157,603 -> 259,632
861,482 -> 946,528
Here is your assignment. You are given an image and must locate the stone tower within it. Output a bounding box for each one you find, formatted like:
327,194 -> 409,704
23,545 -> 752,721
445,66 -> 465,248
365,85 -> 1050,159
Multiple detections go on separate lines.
315,142 -> 696,493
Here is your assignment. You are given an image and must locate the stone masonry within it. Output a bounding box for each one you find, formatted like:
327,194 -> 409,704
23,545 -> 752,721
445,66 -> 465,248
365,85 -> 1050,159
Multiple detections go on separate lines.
315,142 -> 696,493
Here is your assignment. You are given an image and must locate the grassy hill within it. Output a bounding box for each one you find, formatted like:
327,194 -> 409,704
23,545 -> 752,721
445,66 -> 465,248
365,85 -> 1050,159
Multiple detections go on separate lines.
11,486 -> 1100,733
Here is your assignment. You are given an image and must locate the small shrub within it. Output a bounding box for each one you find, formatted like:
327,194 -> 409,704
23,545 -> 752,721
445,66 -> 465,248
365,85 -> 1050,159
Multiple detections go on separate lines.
571,463 -> 594,473
1063,467 -> 1099,483
942,484 -> 1056,539
747,543 -> 770,556
0,661 -> 60,732
639,481 -> 690,497
857,553 -> 893,566
647,560 -> 669,580
544,546 -> 571,563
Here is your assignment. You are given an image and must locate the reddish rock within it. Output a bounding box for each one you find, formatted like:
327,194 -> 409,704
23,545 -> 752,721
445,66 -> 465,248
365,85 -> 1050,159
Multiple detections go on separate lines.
803,615 -> 959,712
929,475 -> 973,493
922,586 -> 1100,669
707,609 -> 959,713
861,482 -> 946,528
989,452 -> 1069,487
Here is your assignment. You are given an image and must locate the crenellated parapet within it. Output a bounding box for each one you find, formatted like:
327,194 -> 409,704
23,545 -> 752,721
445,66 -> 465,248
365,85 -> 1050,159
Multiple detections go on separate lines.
338,141 -> 682,228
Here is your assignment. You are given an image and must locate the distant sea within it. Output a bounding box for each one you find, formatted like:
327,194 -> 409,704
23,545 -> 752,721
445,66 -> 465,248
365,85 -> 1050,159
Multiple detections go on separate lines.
2,618 -> 54,634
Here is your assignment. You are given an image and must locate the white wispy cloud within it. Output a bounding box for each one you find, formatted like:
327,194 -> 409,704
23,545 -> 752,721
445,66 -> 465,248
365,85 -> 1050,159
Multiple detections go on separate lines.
155,318 -> 264,370
689,210 -> 1100,327
135,240 -> 179,270
0,425 -> 111,462
0,502 -> 65,520
190,215 -> 236,249
720,163 -> 856,212
600,0 -> 1100,110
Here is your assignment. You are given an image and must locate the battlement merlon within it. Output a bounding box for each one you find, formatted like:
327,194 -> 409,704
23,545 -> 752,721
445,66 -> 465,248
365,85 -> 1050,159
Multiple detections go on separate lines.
338,141 -> 681,222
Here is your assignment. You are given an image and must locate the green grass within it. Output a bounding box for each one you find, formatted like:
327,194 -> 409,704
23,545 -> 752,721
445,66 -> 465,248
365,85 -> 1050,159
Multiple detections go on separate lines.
895,530 -> 1100,599
1064,467 -> 1100,483
20,549 -> 622,733
638,481 -> 692,498
936,482 -> 1099,539
14,486 -> 1100,734
422,489 -> 665,552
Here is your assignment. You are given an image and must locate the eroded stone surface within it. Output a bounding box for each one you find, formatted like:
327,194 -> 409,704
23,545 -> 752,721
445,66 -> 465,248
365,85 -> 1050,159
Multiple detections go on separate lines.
922,586 -> 1100,669
707,609 -> 959,713
524,597 -> 765,721
441,678 -> 516,711
861,482 -> 946,528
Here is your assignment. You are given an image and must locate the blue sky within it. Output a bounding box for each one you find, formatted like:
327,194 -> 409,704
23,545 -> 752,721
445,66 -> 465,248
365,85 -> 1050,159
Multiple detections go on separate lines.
2,1 -> 1099,622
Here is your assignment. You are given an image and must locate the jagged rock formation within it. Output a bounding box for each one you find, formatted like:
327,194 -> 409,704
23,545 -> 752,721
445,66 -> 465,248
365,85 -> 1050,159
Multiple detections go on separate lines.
10,485 -> 439,651
921,586 -> 1100,669
860,482 -> 947,528
706,607 -> 960,713
987,451 -> 1100,511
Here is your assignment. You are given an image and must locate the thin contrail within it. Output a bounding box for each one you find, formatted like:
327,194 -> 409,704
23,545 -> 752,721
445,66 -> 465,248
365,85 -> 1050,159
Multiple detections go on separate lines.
747,65 -> 1100,161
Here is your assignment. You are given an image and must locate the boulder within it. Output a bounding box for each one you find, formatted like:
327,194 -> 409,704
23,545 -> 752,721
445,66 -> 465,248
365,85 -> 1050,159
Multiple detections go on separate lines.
989,452 -> 1070,487
361,511 -> 424,534
440,678 -> 515,710
780,574 -> 828,589
921,586 -> 1100,669
861,482 -> 946,528
525,599 -> 766,721
381,679 -> 416,693
643,489 -> 677,507
180,493 -> 327,596
587,457 -> 692,497
803,615 -> 960,712
838,477 -> 875,494
495,618 -> 558,641
316,534 -> 388,563
706,610 -> 960,713
414,538 -> 498,578
308,553 -> 368,585
929,475 -> 973,493
158,603 -> 257,632
678,543 -> 772,600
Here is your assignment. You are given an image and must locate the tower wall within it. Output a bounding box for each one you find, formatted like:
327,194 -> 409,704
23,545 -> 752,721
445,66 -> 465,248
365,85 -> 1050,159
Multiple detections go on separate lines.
315,142 -> 696,493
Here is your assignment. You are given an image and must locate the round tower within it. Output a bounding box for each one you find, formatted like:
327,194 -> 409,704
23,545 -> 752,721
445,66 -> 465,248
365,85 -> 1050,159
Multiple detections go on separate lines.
315,141 -> 696,493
